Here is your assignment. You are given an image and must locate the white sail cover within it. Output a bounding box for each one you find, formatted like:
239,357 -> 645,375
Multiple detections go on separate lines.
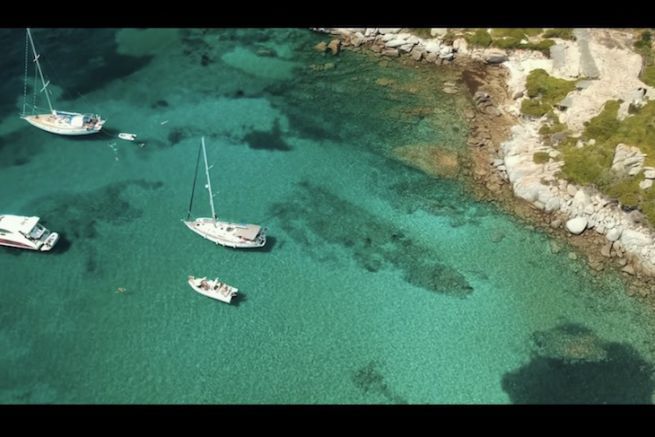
70,115 -> 84,128
233,225 -> 261,241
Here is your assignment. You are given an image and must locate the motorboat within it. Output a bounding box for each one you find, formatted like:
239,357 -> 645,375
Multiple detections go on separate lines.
0,214 -> 59,251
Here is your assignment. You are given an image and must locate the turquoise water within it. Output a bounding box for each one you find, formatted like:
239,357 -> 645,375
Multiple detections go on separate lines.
1,28 -> 654,404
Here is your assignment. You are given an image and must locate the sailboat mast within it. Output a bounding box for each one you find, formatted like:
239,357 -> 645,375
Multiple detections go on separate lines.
201,137 -> 217,221
26,28 -> 54,114
186,142 -> 203,220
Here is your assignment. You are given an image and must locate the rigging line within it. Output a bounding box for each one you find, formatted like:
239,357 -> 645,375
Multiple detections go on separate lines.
99,129 -> 115,138
31,62 -> 38,114
30,29 -> 89,113
186,142 -> 203,220
38,49 -> 67,109
22,29 -> 29,116
26,28 -> 54,114
40,50 -> 79,106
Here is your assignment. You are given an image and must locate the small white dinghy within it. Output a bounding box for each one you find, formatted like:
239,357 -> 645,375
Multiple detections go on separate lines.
188,275 -> 238,304
118,132 -> 137,141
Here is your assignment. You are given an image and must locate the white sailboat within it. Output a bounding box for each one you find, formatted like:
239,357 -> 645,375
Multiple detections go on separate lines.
20,28 -> 105,135
183,137 -> 267,249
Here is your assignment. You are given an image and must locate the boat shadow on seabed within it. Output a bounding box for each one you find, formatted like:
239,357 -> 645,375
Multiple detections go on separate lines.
51,236 -> 72,254
251,235 -> 277,253
60,127 -> 125,142
229,292 -> 247,308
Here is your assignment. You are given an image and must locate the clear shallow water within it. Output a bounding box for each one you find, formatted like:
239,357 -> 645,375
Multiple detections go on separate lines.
0,28 -> 654,404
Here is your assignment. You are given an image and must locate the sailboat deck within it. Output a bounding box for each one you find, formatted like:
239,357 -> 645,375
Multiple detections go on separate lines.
23,114 -> 102,135
184,218 -> 265,248
24,114 -> 73,128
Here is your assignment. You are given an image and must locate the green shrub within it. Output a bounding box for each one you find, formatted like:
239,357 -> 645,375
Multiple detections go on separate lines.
466,29 -> 492,47
607,177 -> 643,207
559,100 -> 655,227
642,65 -> 655,87
543,28 -> 575,40
493,37 -> 523,49
634,30 -> 652,50
521,99 -> 550,117
582,100 -> 621,142
641,199 -> 655,225
586,100 -> 655,163
521,69 -> 576,116
491,28 -> 542,39
527,39 -> 556,56
489,29 -> 548,52
525,69 -> 576,102
539,111 -> 568,135
628,103 -> 641,114
560,146 -> 610,185
533,151 -> 551,164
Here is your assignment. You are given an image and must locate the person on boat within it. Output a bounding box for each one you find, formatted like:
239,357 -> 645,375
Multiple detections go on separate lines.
200,279 -> 209,290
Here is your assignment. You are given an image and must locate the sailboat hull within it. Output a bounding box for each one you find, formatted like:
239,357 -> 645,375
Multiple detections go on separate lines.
183,218 -> 266,248
23,114 -> 105,136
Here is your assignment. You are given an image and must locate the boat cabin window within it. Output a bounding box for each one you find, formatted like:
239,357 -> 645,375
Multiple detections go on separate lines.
56,112 -> 73,122
29,224 -> 46,239
226,227 -> 234,232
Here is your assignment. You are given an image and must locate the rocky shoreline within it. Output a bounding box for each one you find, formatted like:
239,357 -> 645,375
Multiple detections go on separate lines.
312,27 -> 655,306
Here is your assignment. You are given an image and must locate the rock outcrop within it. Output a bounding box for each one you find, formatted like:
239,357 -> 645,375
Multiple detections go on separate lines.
611,144 -> 646,176
314,27 -> 655,279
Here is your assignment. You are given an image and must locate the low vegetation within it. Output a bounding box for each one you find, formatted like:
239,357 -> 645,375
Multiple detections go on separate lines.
559,100 -> 655,223
533,151 -> 551,164
520,69 -> 577,117
538,111 -> 568,136
465,29 -> 492,47
460,28 -> 555,56
634,30 -> 655,87
521,99 -> 552,118
490,28 -> 543,40
634,30 -> 652,53
542,28 -> 576,41
642,65 -> 655,87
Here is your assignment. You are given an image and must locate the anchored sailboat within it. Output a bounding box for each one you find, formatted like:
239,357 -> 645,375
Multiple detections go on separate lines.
20,28 -> 105,135
183,137 -> 267,249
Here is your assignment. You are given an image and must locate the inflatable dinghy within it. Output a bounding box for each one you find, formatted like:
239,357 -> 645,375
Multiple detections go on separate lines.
118,132 -> 136,141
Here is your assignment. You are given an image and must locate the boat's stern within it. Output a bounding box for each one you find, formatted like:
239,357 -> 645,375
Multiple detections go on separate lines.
255,227 -> 267,247
40,232 -> 59,251
88,115 -> 106,132
95,116 -> 106,131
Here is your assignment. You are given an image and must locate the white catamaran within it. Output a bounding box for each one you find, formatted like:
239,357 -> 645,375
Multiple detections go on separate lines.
20,28 -> 105,135
183,137 -> 267,249
0,214 -> 59,251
